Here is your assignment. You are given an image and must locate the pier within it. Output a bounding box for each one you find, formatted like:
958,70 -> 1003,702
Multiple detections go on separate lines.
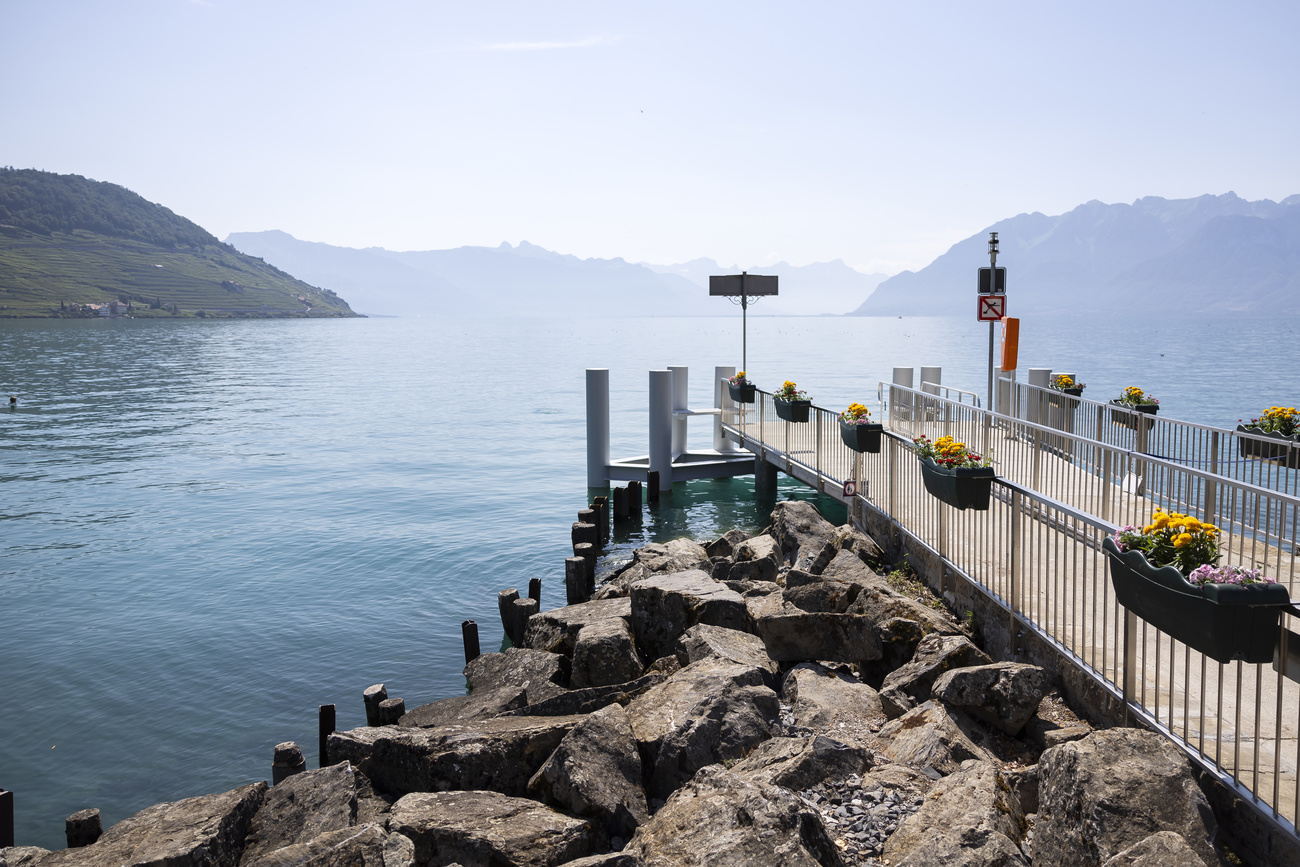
587,365 -> 1300,856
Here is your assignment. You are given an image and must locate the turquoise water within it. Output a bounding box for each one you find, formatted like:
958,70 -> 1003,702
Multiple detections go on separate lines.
1,313 -> 1296,848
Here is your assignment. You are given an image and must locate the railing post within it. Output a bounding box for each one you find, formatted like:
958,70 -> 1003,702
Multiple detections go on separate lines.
815,409 -> 823,483
937,500 -> 947,561
1032,427 -> 1043,491
889,436 -> 899,521
1010,488 -> 1022,653
715,367 -> 734,452
1101,448 -> 1113,523
1205,430 -> 1219,527
1123,608 -> 1138,718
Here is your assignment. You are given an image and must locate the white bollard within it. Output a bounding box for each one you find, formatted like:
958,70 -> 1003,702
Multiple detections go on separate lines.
586,369 -> 610,487
669,366 -> 688,457
649,370 -> 673,492
892,366 -> 914,423
920,366 -> 942,396
1027,368 -> 1052,425
996,369 -> 1016,416
715,366 -> 735,452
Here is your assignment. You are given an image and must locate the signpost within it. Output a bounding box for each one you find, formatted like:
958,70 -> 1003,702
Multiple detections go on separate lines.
709,272 -> 778,377
979,233 -> 1005,410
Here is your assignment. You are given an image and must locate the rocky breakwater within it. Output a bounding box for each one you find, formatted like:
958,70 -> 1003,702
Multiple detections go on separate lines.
2,501 -> 1236,867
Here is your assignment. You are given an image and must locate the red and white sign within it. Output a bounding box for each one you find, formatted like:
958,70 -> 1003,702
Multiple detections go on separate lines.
977,294 -> 1006,322
843,480 -> 856,497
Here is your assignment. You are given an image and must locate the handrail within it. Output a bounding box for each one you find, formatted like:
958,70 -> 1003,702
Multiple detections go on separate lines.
722,382 -> 1300,843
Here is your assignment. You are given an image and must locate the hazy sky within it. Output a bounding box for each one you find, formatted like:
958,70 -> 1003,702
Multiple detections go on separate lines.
4,1 -> 1298,273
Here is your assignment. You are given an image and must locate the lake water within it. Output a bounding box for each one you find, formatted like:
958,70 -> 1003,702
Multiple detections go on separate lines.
1,312 -> 1296,849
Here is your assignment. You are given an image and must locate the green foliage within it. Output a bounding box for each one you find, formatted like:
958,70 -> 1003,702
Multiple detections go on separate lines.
0,169 -> 357,318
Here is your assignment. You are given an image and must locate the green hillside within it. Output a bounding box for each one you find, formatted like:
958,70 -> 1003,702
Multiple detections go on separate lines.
0,168 -> 357,318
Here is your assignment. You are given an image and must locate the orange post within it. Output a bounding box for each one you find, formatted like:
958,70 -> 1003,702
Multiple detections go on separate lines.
1000,318 -> 1020,371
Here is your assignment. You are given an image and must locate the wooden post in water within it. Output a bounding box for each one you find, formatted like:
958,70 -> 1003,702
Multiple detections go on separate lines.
318,704 -> 335,767
511,597 -> 538,644
0,788 -> 11,848
571,522 -> 599,547
593,496 -> 609,542
376,698 -> 405,726
497,588 -> 519,640
565,556 -> 590,603
578,507 -> 597,527
628,480 -> 642,514
528,577 -> 541,602
65,808 -> 101,848
647,471 -> 660,502
461,619 -> 480,663
272,742 -> 306,785
363,684 -> 387,727
612,486 -> 627,521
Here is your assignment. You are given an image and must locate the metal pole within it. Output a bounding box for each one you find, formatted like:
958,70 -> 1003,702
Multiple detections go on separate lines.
987,234 -> 998,411
741,272 -> 748,377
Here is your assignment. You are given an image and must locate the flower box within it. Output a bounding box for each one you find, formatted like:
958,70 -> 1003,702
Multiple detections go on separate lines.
1110,400 -> 1158,429
918,457 -> 995,511
774,397 -> 811,423
1102,537 -> 1289,664
839,420 -> 883,453
1237,424 -> 1300,469
728,381 -> 756,404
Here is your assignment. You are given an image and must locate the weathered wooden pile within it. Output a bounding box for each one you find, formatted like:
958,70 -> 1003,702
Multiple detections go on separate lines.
1,501 -> 1231,867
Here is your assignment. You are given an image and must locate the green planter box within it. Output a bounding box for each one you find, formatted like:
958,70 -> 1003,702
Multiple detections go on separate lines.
1102,537 -> 1290,664
1110,400 -> 1159,429
918,457 -> 995,511
728,381 -> 756,404
839,420 -> 883,453
774,397 -> 811,423
1237,424 -> 1300,469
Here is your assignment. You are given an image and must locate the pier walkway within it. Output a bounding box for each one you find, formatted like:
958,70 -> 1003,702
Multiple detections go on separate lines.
719,382 -> 1300,847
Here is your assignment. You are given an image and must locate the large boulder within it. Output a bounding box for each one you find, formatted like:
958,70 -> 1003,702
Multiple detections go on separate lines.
528,704 -> 649,846
389,791 -> 591,867
31,783 -> 267,867
931,662 -> 1049,736
596,540 -> 713,599
728,535 -> 781,583
782,663 -> 883,743
1100,831 -> 1208,867
624,658 -> 779,800
463,648 -> 570,702
502,674 -> 665,718
241,824 -> 414,867
623,765 -> 842,867
1033,729 -> 1218,867
674,624 -> 779,689
240,763 -> 358,865
879,634 -> 992,718
704,529 -> 751,559
399,687 -> 528,728
729,735 -> 871,790
769,501 -> 838,572
0,849 -> 50,867
327,716 -> 584,799
823,552 -> 959,636
881,760 -> 1027,867
629,571 -> 749,662
525,599 -> 633,657
570,618 -> 645,689
746,593 -> 881,665
877,701 -> 991,777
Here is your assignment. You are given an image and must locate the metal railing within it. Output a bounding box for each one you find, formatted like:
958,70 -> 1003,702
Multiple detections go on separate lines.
1008,380 -> 1300,497
722,384 -> 1300,840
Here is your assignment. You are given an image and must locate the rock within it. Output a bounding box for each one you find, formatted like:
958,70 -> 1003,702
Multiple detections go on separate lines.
644,656 -> 680,677
65,808 -> 102,848
624,765 -> 840,867
32,782 -> 266,867
399,687 -> 528,728
526,599 -> 633,657
528,704 -> 649,845
879,634 -> 992,719
882,760 -> 1027,867
822,551 -> 959,636
825,525 -> 888,570
634,538 -> 711,574
353,770 -> 394,826
864,617 -> 930,685
1033,729 -> 1219,867
746,592 -> 881,665
707,556 -> 733,582
704,529 -> 750,559
768,500 -> 838,572
878,701 -> 992,776
624,658 -> 779,800
502,674 -> 665,718
931,662 -> 1050,735
723,579 -> 781,598
779,574 -> 862,613
1041,725 -> 1092,749
463,648 -> 570,702
629,571 -> 749,662
782,663 -> 883,741
728,535 -> 781,583
241,763 -> 358,865
1100,831 -> 1208,867
555,856 -> 641,867
1002,764 -> 1039,815
389,791 -> 591,867
0,849 -> 51,867
327,716 -> 583,799
241,824 -> 414,867
570,618 -> 645,689
730,735 -> 871,790
674,624 -> 779,689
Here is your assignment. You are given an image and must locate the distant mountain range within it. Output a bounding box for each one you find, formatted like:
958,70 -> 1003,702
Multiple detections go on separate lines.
223,232 -> 889,318
0,169 -> 355,318
853,192 -> 1300,316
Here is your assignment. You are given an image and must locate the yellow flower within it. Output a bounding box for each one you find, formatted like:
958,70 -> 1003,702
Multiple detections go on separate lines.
1174,533 -> 1193,548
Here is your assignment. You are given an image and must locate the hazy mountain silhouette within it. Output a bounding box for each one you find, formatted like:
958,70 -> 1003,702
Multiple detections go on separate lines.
851,193 -> 1300,316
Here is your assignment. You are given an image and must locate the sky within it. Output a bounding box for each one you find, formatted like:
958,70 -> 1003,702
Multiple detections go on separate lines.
3,1 -> 1298,274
